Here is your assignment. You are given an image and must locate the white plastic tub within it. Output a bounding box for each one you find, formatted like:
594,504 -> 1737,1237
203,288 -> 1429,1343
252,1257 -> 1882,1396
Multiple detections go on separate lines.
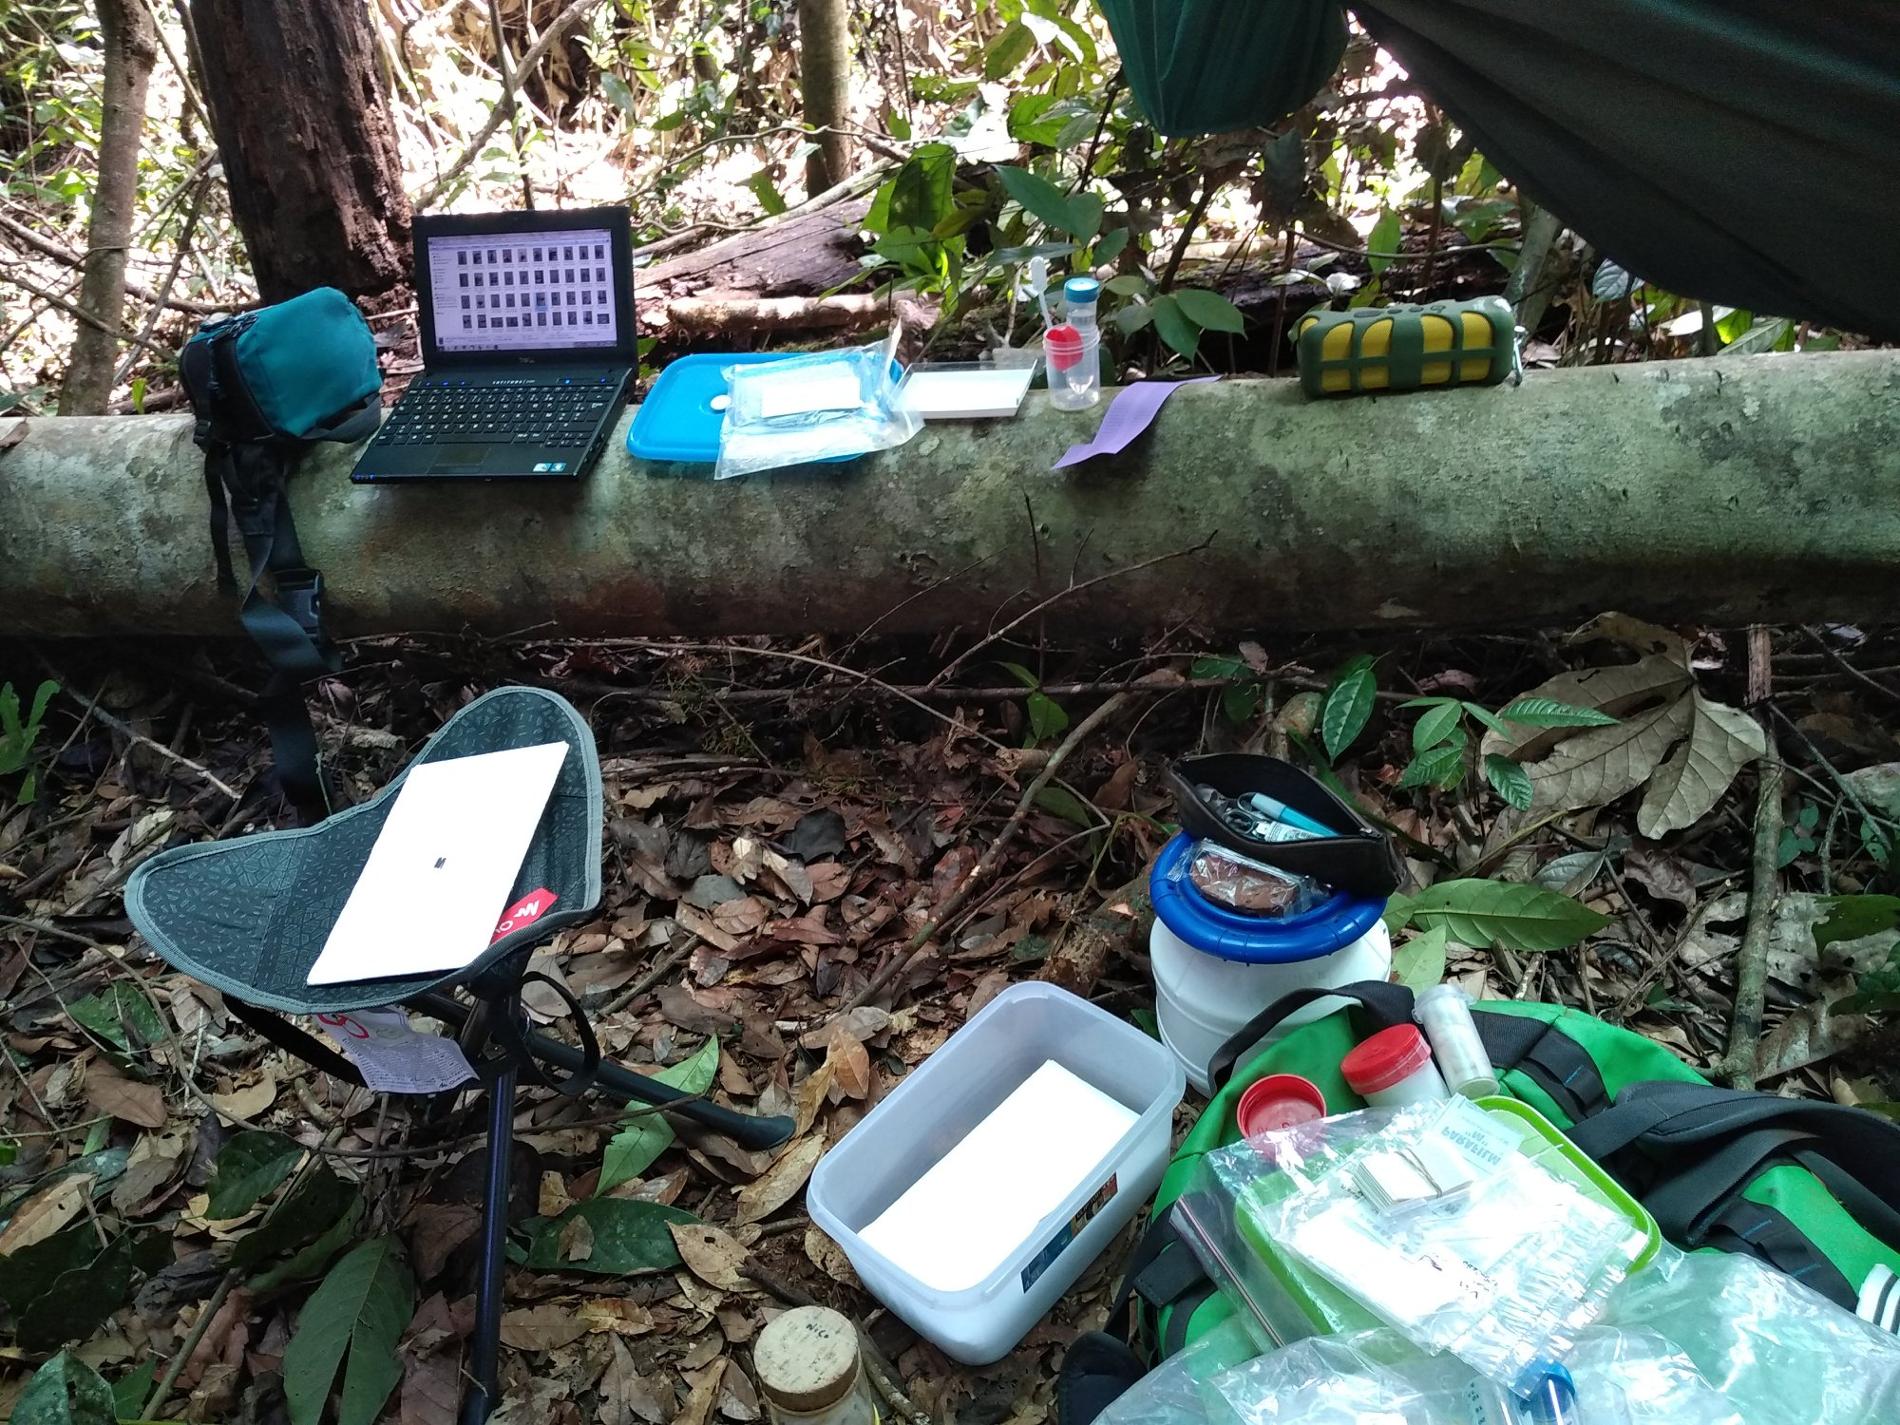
807,982 -> 1184,1364
1150,834 -> 1392,1094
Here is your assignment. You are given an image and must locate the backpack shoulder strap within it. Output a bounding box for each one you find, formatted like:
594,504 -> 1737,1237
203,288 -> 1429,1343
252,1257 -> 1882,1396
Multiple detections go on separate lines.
1472,1008 -> 1613,1123
1207,979 -> 1415,1091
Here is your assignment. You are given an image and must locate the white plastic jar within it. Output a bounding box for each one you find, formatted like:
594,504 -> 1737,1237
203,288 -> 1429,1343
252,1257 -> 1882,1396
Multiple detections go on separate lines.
1148,834 -> 1392,1094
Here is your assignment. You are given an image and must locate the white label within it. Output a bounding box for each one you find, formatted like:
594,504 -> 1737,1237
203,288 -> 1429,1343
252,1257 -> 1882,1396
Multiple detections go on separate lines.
757,372 -> 861,419
316,1008 -> 477,1094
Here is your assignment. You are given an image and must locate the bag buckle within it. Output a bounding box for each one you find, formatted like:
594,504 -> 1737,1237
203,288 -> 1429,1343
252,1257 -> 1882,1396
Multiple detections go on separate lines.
273,566 -> 325,639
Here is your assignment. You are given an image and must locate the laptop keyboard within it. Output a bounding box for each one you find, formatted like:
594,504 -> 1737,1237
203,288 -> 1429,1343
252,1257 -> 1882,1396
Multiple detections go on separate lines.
373,375 -> 620,448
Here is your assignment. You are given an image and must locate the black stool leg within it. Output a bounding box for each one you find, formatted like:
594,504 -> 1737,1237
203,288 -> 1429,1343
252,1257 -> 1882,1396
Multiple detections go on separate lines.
461,1062 -> 516,1425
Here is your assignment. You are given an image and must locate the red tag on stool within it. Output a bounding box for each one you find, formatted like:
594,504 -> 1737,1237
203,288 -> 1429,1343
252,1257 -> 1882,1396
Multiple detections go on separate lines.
492,888 -> 557,942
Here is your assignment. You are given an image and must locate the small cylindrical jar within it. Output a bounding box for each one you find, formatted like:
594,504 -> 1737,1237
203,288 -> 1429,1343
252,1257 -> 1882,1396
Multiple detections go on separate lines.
1044,324 -> 1100,411
754,1306 -> 880,1425
1414,983 -> 1501,1098
1340,1024 -> 1450,1109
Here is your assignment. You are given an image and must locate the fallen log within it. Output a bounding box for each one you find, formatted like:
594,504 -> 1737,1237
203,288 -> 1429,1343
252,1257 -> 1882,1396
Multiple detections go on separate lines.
3,352 -> 1898,640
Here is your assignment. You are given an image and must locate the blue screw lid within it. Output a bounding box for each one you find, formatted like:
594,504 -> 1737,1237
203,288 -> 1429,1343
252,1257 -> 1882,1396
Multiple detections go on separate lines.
1149,834 -> 1386,964
1063,276 -> 1102,306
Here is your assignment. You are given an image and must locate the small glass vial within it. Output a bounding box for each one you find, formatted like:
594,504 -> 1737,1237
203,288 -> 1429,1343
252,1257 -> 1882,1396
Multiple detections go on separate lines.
1415,983 -> 1501,1098
754,1306 -> 880,1425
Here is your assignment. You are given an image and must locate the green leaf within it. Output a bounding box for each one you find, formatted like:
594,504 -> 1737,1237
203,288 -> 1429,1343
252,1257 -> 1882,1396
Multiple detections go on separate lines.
231,1164 -> 358,1272
1320,656 -> 1377,762
598,1037 -> 721,1194
1812,895 -> 1900,952
207,1131 -> 302,1220
887,112 -> 911,141
599,73 -> 637,115
1173,288 -> 1246,335
1495,697 -> 1621,729
1034,785 -> 1097,828
66,984 -> 165,1054
745,171 -> 787,217
251,1199 -> 364,1292
1092,226 -> 1130,264
111,1361 -> 157,1423
995,164 -> 1085,238
1398,737 -> 1466,790
983,21 -> 1035,80
1391,926 -> 1448,992
1027,691 -> 1070,743
1484,754 -> 1534,811
1190,655 -> 1246,680
1405,879 -> 1609,952
17,1231 -> 147,1352
0,1224 -> 97,1313
1221,682 -> 1263,728
1104,273 -> 1148,298
282,1238 -> 415,1425
523,1200 -> 697,1275
12,1352 -> 115,1425
1462,702 -> 1515,740
1411,700 -> 1464,751
1067,191 -> 1104,243
1150,294 -> 1201,358
1723,317 -> 1794,356
1367,208 -> 1403,274
889,144 -> 956,235
997,660 -> 1042,690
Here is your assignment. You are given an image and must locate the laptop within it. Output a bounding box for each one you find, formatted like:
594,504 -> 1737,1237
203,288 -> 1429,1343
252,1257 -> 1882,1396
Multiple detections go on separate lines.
352,206 -> 635,482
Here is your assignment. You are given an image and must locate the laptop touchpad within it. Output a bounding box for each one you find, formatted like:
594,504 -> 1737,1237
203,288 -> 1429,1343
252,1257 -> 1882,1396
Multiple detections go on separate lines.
429,444 -> 489,473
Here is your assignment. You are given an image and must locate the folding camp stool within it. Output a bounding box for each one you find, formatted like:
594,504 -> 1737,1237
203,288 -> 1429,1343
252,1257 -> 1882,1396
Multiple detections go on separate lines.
126,686 -> 793,1425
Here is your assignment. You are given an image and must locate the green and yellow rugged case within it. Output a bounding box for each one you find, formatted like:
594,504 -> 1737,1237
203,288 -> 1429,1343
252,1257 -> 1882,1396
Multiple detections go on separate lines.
1296,296 -> 1515,398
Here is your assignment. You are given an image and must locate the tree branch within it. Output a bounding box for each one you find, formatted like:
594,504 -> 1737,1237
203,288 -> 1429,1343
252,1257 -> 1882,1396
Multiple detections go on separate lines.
412,0 -> 613,210
1718,751 -> 1784,1089
839,692 -> 1131,1013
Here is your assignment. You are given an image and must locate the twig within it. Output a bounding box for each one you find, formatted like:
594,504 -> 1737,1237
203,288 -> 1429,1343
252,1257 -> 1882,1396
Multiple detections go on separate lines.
116,173 -> 212,385
1802,625 -> 1900,708
53,677 -> 241,800
0,269 -> 174,357
484,0 -> 535,209
839,694 -> 1131,1013
412,0 -> 615,210
1768,703 -> 1895,863
145,1267 -> 238,1415
740,1260 -> 929,1425
928,538 -> 1214,689
1717,752 -> 1784,1090
0,209 -> 234,316
1160,177 -> 1217,294
598,941 -> 690,1017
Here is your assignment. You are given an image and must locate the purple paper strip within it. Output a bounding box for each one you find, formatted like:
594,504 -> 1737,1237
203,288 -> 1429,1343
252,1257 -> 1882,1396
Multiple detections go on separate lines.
1051,376 -> 1221,470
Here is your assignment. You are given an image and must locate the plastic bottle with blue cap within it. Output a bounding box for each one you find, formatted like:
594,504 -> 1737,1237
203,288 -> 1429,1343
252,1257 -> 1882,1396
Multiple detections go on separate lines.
1048,276 -> 1102,411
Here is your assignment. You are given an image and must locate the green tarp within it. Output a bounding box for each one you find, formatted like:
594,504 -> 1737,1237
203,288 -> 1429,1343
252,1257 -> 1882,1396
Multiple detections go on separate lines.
1100,2 -> 1900,339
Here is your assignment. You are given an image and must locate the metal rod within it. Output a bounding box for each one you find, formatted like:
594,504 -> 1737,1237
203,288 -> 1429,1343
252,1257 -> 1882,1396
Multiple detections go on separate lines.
461,1067 -> 516,1425
525,1027 -> 795,1152
410,990 -> 795,1152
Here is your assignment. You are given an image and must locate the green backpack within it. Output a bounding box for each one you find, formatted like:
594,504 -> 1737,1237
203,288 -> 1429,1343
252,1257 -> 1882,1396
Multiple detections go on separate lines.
1121,980 -> 1900,1363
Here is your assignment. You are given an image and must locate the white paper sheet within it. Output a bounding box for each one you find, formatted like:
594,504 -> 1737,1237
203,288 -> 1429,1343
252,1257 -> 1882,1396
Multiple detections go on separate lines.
305,740 -> 568,986
860,1059 -> 1138,1293
900,366 -> 1035,420
314,1008 -> 477,1094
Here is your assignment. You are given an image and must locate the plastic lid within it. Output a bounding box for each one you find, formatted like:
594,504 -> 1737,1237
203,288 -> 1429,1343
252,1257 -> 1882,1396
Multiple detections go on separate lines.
754,1306 -> 861,1413
1148,834 -> 1386,964
1044,323 -> 1085,371
1340,1024 -> 1434,1096
1236,1074 -> 1327,1138
1063,276 -> 1101,306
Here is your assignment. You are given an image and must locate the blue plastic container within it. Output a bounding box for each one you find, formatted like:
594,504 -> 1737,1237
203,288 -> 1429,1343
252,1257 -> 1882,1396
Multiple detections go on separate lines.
627,352 -> 796,464
1148,833 -> 1392,1093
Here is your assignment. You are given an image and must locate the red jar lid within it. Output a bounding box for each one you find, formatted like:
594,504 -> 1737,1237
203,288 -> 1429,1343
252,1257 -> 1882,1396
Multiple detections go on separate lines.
1340,1024 -> 1434,1096
1236,1074 -> 1327,1138
1044,323 -> 1084,371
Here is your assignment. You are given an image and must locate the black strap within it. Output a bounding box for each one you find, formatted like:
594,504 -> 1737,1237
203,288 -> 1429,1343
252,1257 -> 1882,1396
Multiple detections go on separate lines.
1207,979 -> 1415,1092
1473,1010 -> 1610,1122
1703,1197 -> 1857,1307
226,998 -> 365,1086
493,971 -> 601,1097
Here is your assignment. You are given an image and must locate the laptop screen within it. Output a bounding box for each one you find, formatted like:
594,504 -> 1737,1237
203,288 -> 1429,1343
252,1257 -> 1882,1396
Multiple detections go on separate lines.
423,225 -> 621,355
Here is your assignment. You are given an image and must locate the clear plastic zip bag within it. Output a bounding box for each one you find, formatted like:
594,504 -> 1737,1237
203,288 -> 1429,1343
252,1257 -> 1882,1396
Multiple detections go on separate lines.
1194,1101 -> 1650,1392
714,330 -> 920,479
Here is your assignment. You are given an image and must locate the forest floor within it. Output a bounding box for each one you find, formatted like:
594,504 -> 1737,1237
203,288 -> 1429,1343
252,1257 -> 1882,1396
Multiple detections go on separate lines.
2,621 -> 1897,1425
